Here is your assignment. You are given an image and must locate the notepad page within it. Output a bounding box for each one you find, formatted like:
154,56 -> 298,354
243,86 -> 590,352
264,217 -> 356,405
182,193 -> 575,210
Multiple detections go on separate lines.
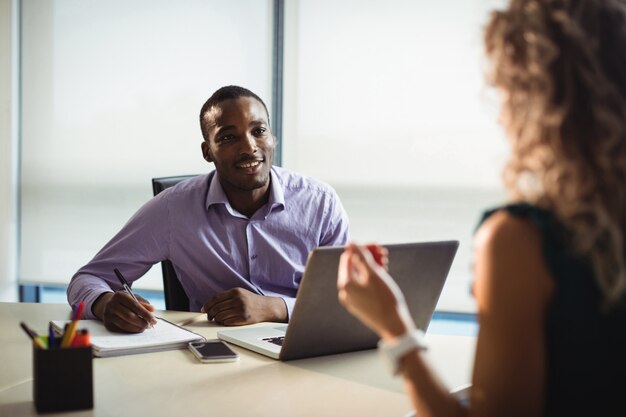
51,318 -> 204,352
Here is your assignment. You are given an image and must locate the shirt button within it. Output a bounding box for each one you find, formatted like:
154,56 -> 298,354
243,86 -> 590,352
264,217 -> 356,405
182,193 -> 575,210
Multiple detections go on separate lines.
251,254 -> 258,260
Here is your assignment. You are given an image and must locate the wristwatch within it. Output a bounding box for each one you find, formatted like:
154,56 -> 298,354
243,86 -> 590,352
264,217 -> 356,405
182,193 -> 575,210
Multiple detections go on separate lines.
378,329 -> 428,375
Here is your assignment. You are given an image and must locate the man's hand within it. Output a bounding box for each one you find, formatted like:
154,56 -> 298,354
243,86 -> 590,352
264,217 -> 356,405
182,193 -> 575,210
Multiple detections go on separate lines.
92,291 -> 157,333
201,288 -> 288,326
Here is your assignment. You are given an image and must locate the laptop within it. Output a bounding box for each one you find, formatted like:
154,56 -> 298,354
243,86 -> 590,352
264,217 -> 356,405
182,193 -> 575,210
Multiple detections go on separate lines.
217,240 -> 458,361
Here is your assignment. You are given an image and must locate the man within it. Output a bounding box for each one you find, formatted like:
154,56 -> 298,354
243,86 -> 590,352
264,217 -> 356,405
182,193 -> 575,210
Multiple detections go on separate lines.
67,85 -> 349,333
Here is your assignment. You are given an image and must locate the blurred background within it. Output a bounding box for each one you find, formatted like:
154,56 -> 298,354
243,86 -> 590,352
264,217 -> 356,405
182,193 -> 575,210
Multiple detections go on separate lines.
1,0 -> 507,316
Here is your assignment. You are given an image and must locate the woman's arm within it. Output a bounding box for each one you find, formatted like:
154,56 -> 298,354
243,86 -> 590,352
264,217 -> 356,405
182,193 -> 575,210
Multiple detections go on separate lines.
337,210 -> 554,417
337,244 -> 466,416
469,211 -> 554,417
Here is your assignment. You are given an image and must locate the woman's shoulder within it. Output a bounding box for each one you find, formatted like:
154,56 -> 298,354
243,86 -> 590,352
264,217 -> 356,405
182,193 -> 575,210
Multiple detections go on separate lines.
473,203 -> 555,313
475,205 -> 545,260
479,202 -> 555,229
477,202 -> 565,248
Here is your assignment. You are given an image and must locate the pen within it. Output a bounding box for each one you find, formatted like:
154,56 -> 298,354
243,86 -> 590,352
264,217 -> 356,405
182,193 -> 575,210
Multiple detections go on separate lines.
114,268 -> 154,328
61,301 -> 85,348
20,321 -> 47,349
73,301 -> 85,321
177,315 -> 206,327
48,322 -> 57,349
61,302 -> 85,348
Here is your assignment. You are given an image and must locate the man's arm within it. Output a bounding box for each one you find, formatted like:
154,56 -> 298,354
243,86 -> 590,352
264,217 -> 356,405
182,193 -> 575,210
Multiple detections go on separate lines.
319,188 -> 350,247
67,192 -> 171,329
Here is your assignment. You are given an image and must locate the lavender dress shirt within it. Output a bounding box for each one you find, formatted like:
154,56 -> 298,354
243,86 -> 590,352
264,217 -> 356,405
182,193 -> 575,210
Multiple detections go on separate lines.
67,166 -> 350,319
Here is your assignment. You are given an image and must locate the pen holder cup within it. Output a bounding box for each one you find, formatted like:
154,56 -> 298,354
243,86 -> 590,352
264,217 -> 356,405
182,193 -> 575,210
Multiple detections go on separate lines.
33,345 -> 93,413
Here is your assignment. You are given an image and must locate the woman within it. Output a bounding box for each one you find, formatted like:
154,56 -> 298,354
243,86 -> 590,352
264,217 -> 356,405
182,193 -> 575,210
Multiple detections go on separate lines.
337,1 -> 626,416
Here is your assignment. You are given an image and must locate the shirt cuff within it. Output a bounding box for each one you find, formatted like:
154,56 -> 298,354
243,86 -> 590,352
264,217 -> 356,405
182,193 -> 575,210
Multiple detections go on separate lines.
67,275 -> 114,320
77,290 -> 106,320
282,296 -> 296,321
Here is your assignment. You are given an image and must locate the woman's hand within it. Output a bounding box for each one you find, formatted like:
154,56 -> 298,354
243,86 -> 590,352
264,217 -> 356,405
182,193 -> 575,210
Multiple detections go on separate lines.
337,243 -> 415,341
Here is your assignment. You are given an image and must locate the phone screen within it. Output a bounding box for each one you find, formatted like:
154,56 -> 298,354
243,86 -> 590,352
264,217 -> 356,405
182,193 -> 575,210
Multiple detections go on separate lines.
189,340 -> 239,362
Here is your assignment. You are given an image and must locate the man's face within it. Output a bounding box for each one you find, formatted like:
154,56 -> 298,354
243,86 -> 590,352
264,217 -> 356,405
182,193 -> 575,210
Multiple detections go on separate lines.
201,97 -> 275,194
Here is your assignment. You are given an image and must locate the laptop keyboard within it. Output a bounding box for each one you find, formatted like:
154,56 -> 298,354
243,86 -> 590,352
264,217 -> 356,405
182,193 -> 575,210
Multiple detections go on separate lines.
262,336 -> 284,346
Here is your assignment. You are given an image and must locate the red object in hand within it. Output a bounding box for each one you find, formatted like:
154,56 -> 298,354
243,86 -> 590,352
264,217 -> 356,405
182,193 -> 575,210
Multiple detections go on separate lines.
366,244 -> 384,266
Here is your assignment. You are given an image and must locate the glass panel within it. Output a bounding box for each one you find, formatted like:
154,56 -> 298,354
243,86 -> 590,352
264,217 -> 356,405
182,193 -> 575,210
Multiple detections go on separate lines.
20,0 -> 273,289
283,0 -> 509,312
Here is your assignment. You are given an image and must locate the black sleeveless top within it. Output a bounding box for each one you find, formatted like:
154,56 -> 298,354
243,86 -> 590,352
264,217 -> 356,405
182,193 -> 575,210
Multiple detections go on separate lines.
479,203 -> 626,417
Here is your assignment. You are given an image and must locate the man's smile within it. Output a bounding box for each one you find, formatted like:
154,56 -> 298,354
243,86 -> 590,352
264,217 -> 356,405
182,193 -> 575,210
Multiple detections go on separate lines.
237,160 -> 262,169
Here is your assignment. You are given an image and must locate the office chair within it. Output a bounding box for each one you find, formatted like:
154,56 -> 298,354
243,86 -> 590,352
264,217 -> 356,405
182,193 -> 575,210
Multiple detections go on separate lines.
151,175 -> 199,311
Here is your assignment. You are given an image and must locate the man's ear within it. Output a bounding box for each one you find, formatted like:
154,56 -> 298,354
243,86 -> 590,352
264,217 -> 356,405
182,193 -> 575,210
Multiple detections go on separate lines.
201,141 -> 213,162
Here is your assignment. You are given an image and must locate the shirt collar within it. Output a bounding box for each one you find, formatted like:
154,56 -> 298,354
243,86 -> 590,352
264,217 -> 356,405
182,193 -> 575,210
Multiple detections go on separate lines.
205,168 -> 285,216
268,168 -> 286,210
206,171 -> 230,210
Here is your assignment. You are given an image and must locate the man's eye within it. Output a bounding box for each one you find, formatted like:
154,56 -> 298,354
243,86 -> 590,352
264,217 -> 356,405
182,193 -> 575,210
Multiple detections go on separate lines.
219,135 -> 234,142
253,128 -> 267,136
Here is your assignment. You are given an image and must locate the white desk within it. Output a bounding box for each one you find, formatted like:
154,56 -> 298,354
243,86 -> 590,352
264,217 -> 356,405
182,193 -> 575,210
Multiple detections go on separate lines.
0,302 -> 475,417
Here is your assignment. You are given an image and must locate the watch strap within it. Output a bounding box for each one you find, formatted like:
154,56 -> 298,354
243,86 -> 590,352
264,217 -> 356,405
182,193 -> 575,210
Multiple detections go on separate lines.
378,329 -> 428,375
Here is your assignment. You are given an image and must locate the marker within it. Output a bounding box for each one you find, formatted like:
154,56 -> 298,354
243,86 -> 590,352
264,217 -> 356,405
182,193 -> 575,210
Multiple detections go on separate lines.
36,335 -> 49,349
61,320 -> 79,348
19,321 -> 46,349
71,329 -> 91,348
61,301 -> 85,348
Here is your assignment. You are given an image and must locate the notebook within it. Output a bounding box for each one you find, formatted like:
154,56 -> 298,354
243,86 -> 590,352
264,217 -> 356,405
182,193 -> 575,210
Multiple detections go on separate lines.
52,317 -> 205,357
218,241 -> 458,361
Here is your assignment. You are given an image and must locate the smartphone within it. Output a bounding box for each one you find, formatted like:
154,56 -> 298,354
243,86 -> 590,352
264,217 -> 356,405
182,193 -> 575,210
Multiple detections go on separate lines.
188,340 -> 239,363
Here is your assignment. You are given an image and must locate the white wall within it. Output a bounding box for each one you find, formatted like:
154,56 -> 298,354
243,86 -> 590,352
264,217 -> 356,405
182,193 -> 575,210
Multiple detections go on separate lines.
0,0 -> 18,302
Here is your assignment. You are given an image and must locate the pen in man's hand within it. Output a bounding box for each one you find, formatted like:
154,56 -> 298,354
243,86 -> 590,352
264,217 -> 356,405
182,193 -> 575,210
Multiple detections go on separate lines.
113,268 -> 154,328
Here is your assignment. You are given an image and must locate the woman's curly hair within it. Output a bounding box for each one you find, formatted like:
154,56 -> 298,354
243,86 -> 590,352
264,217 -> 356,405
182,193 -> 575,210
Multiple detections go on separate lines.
485,0 -> 626,306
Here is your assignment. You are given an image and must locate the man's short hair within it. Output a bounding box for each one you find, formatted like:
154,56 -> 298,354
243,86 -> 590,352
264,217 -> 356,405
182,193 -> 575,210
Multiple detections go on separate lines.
199,85 -> 270,141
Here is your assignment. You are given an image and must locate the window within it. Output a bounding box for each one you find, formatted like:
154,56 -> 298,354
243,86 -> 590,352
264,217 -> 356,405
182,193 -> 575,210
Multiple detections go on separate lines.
19,0 -> 273,290
18,0 -> 508,313
282,0 -> 508,312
